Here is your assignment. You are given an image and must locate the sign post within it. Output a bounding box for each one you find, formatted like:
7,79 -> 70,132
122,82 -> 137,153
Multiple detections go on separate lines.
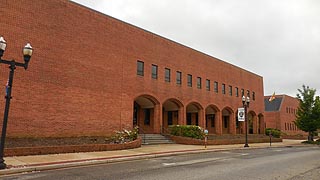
204,129 -> 208,149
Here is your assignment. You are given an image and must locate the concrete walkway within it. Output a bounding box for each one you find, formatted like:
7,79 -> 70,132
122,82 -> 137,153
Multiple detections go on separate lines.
0,139 -> 305,176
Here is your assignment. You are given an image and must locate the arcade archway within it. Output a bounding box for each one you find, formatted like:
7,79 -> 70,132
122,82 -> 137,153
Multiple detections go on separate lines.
133,95 -> 160,133
162,98 -> 183,130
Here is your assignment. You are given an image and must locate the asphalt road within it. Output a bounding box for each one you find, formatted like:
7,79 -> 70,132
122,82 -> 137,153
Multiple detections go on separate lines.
2,146 -> 320,180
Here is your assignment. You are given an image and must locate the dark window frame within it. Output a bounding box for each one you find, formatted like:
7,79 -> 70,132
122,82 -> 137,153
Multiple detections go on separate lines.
165,68 -> 171,82
151,64 -> 158,79
222,83 -> 226,94
137,61 -> 144,76
187,74 -> 192,87
206,79 -> 210,91
229,85 -> 232,96
235,87 -> 239,97
176,71 -> 182,85
197,77 -> 202,89
214,81 -> 218,93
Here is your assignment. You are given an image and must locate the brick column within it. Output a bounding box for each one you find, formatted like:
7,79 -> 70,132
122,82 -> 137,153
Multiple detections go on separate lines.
230,114 -> 236,135
153,103 -> 162,134
178,106 -> 186,125
253,115 -> 258,134
215,111 -> 222,135
198,109 -> 205,128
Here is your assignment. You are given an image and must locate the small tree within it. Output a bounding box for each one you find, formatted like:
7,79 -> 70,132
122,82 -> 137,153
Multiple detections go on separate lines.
295,85 -> 320,141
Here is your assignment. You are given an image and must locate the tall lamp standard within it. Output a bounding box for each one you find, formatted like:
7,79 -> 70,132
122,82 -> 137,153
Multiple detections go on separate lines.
242,95 -> 250,148
0,36 -> 33,169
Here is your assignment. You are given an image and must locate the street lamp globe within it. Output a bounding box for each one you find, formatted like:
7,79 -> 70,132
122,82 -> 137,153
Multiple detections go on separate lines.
242,95 -> 246,104
22,43 -> 33,69
246,96 -> 250,106
23,43 -> 33,60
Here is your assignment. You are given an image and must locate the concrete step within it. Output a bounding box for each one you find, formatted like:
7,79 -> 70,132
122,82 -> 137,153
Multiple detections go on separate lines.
140,134 -> 174,145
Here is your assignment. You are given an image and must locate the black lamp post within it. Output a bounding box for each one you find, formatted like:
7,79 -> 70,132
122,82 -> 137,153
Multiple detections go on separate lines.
0,36 -> 33,169
242,95 -> 250,148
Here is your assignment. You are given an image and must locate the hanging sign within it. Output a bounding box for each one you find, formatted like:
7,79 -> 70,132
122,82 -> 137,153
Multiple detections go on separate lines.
238,108 -> 245,121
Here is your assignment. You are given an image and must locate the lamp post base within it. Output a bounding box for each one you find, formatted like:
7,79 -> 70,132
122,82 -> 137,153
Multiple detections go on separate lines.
244,143 -> 249,148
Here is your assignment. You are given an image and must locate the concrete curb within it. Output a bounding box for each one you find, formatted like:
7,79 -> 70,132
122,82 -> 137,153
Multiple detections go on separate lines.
0,144 -> 306,176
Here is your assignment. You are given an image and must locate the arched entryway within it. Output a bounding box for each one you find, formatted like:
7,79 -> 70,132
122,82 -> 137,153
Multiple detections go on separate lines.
162,98 -> 183,130
248,111 -> 257,134
205,105 -> 219,134
221,107 -> 235,134
133,95 -> 160,134
186,102 -> 203,126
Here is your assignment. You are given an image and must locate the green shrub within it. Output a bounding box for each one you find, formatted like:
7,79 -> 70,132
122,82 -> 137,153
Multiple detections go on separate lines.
169,125 -> 205,139
302,140 -> 320,145
265,128 -> 281,138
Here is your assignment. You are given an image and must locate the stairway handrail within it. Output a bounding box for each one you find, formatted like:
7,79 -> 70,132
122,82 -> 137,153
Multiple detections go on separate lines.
160,126 -> 171,135
138,127 -> 146,144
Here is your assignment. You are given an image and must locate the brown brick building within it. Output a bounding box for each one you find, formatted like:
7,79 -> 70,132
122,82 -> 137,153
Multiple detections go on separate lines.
264,95 -> 307,137
0,0 -> 265,138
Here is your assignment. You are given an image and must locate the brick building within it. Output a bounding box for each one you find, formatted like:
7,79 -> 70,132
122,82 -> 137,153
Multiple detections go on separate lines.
264,95 -> 307,137
0,0 -> 265,138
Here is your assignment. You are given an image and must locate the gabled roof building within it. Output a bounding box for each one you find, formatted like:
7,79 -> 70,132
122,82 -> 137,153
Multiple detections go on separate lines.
264,95 -> 307,137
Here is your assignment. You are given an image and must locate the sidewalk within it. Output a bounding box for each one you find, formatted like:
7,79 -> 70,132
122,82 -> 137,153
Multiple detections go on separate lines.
0,139 -> 304,176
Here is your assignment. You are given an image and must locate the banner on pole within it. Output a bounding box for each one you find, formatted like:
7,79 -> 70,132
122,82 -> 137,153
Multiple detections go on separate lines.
238,108 -> 245,121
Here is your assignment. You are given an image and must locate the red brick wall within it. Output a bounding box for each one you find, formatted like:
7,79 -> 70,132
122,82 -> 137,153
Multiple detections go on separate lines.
5,138 -> 142,157
0,0 -> 264,138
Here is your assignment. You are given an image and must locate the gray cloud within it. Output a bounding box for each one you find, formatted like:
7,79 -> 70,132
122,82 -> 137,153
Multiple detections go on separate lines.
73,0 -> 320,96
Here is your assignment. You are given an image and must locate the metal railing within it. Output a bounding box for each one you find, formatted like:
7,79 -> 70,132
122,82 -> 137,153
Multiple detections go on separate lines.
138,127 -> 146,144
160,126 -> 171,136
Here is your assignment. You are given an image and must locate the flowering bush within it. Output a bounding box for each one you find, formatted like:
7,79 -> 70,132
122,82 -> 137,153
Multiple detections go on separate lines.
169,125 -> 205,139
111,126 -> 139,144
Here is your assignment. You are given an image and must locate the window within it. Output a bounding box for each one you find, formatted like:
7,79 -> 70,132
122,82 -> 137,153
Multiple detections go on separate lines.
206,79 -> 210,91
224,116 -> 228,128
211,114 -> 215,127
187,74 -> 192,87
222,84 -> 226,94
247,90 -> 250,97
206,114 -> 215,127
187,113 -> 192,125
241,89 -> 244,97
137,61 -> 144,76
214,81 -> 218,93
168,111 -> 173,125
176,71 -> 182,85
252,92 -> 255,101
144,109 -> 150,125
151,64 -> 158,79
165,68 -> 171,82
197,77 -> 202,89
229,85 -> 232,96
235,87 -> 239,97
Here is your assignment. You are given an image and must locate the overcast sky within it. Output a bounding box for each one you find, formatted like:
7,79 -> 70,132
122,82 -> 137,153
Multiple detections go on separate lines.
72,0 -> 320,97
